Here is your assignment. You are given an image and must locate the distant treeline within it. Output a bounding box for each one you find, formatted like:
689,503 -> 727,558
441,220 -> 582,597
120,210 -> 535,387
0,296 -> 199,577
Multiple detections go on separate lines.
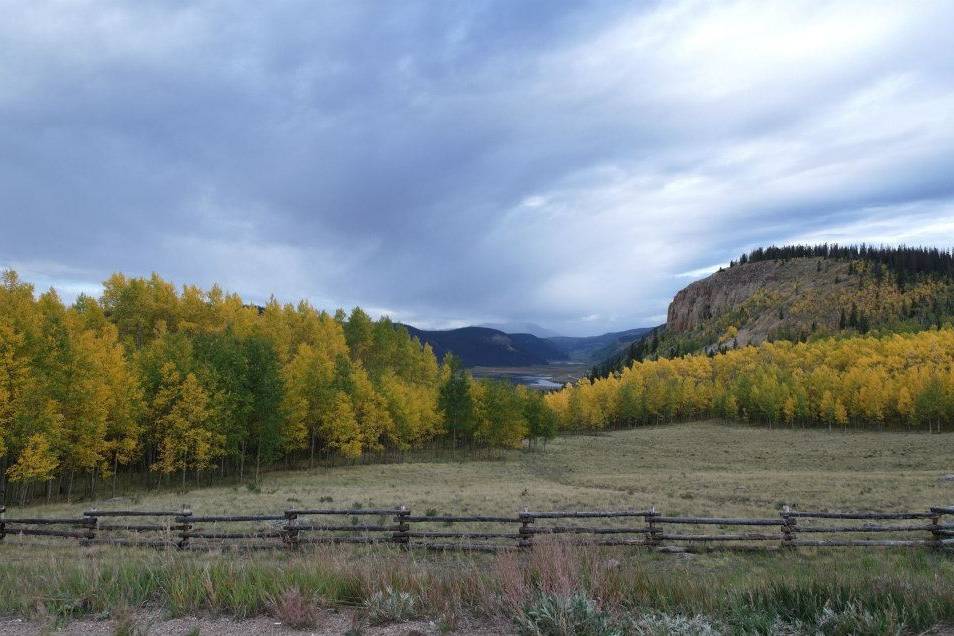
733,244 -> 954,281
0,271 -> 556,504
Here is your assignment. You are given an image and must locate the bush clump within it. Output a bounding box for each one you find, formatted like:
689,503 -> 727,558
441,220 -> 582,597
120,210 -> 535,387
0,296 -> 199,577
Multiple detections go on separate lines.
365,587 -> 419,625
515,592 -> 620,636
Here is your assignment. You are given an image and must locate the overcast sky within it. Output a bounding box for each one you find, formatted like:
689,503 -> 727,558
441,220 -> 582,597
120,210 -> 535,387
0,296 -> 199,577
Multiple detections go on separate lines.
3,1 -> 954,335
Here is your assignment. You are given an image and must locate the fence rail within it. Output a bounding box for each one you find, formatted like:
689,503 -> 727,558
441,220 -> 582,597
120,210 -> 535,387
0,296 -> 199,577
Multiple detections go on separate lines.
0,504 -> 952,553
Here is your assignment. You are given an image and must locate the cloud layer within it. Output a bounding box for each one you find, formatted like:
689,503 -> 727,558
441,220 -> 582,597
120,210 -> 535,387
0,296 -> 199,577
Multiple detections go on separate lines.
3,1 -> 954,334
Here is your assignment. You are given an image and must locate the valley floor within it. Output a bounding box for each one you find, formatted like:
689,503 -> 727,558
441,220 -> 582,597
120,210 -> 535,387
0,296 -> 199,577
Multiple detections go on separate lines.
16,420 -> 954,520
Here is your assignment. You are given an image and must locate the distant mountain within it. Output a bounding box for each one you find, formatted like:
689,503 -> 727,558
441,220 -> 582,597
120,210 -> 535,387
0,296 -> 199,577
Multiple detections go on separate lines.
477,321 -> 562,338
546,328 -> 653,362
402,325 -> 568,367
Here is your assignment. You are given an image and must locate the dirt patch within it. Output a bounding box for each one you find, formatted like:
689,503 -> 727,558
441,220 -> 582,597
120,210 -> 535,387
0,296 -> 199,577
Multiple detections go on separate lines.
0,612 -> 513,635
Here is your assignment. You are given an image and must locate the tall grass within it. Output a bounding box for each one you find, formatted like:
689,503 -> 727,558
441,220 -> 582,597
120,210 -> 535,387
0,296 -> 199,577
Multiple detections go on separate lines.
0,543 -> 950,633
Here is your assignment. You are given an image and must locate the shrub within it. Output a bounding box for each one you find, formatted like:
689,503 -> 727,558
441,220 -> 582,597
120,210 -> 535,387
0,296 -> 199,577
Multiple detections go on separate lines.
814,601 -> 903,636
269,588 -> 321,628
515,592 -> 620,636
365,587 -> 419,625
627,611 -> 724,635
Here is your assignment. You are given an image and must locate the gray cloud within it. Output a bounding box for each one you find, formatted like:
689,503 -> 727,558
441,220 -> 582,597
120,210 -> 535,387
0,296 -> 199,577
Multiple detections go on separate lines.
2,0 -> 954,335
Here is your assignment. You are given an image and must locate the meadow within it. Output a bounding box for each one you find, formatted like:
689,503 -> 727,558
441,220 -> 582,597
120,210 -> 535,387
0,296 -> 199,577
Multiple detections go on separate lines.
3,422 -> 953,634
15,420 -> 954,520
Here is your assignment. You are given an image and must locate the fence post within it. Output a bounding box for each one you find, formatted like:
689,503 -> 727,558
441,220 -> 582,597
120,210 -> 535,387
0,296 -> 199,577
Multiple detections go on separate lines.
929,507 -> 946,550
82,509 -> 97,544
781,506 -> 796,549
646,506 -> 661,548
0,506 -> 5,542
392,506 -> 410,548
178,505 -> 192,550
519,508 -> 533,550
284,510 -> 299,549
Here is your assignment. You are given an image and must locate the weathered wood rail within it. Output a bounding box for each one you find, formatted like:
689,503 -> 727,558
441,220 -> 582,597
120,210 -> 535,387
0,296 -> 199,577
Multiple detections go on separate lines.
0,504 -> 951,553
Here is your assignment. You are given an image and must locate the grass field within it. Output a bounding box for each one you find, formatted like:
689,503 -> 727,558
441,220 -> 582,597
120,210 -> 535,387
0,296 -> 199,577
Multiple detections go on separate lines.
3,421 -> 953,634
17,420 -> 954,519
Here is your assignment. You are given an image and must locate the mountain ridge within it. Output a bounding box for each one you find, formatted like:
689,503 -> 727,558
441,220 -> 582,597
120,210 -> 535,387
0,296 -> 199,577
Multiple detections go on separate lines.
400,324 -> 653,368
400,325 -> 568,367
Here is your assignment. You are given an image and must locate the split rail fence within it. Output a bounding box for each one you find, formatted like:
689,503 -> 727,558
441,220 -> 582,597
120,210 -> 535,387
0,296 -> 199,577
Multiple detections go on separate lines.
0,504 -> 951,553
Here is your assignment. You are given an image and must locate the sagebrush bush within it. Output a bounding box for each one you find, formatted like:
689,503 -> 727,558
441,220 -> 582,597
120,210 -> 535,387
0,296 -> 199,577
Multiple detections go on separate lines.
515,592 -> 621,636
813,601 -> 903,636
365,587 -> 419,625
627,611 -> 724,635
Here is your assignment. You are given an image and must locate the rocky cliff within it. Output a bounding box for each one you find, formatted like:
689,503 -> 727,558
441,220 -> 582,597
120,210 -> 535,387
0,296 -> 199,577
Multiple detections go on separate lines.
597,249 -> 954,375
667,258 -> 856,346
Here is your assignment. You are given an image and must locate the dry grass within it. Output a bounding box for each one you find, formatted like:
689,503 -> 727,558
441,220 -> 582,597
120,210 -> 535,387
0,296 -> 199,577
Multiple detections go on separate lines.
14,420 -> 954,519
2,422 -> 951,632
0,540 -> 951,633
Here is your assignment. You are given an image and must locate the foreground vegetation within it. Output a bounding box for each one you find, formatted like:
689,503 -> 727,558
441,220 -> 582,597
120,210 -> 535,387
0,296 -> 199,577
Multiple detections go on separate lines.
4,423 -> 952,632
1,538 -> 951,634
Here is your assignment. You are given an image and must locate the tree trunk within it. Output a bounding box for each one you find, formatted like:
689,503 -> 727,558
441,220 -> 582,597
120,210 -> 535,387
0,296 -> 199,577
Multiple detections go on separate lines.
112,454 -> 119,498
310,431 -> 316,468
0,455 -> 6,506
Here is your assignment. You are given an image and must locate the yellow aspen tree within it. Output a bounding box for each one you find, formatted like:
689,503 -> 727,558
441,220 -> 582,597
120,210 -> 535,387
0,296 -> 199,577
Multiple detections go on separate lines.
896,387 -> 914,427
324,391 -> 362,459
819,390 -> 836,431
281,343 -> 336,462
152,364 -> 218,486
6,432 -> 59,503
783,396 -> 796,426
834,399 -> 849,430
350,368 -> 394,453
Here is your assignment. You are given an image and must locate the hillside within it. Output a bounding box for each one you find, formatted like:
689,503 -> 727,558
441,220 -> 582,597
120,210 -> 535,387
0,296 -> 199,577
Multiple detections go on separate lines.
597,245 -> 954,374
402,325 -> 653,367
401,325 -> 568,366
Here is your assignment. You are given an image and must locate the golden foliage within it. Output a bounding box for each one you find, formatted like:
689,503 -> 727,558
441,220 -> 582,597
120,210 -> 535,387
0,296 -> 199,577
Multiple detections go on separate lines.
548,328 -> 954,432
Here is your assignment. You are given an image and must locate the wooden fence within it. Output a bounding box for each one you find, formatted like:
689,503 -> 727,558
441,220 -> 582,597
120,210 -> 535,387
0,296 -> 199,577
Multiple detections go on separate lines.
0,504 -> 951,553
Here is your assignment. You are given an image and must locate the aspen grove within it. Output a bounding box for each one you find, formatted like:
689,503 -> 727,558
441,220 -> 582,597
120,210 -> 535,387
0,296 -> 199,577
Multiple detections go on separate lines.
0,271 -> 557,503
547,328 -> 954,433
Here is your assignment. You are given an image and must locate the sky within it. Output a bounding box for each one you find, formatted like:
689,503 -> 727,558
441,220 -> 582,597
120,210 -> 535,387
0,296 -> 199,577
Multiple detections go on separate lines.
3,1 -> 954,336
